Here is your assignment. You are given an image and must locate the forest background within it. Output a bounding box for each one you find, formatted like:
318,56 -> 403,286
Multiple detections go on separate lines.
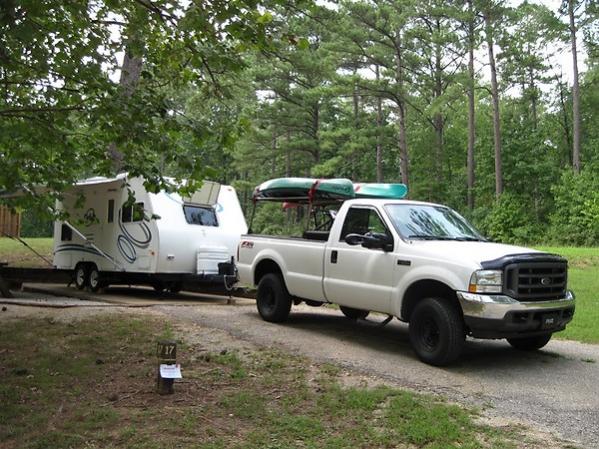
1,0 -> 598,245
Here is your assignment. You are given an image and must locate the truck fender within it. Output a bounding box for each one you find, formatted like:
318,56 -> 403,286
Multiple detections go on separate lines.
251,249 -> 289,287
393,265 -> 465,321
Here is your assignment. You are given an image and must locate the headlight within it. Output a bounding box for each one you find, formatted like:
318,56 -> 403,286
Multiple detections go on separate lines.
469,269 -> 503,293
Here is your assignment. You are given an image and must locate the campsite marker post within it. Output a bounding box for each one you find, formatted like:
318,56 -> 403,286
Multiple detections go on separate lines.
156,340 -> 178,395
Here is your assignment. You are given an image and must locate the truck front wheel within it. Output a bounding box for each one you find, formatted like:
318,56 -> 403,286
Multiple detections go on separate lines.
409,297 -> 465,366
257,273 -> 292,323
507,334 -> 552,350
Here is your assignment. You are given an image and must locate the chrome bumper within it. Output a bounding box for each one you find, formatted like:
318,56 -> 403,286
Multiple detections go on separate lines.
456,290 -> 576,321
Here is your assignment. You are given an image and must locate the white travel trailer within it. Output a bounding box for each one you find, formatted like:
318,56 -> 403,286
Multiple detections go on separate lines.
53,174 -> 247,292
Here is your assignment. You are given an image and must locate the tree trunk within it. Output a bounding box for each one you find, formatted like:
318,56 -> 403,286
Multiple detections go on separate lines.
286,130 -> 292,225
395,39 -> 409,188
485,13 -> 503,198
527,51 -> 538,129
312,104 -> 320,164
375,65 -> 383,183
433,19 -> 444,192
352,79 -> 359,179
568,0 -> 581,174
467,0 -> 476,210
271,127 -> 277,176
556,74 -> 573,167
108,45 -> 143,174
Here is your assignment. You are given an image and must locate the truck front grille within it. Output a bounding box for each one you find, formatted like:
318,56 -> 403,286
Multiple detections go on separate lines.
505,262 -> 567,301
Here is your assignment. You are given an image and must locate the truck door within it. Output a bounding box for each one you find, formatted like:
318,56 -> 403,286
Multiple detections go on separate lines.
323,206 -> 394,314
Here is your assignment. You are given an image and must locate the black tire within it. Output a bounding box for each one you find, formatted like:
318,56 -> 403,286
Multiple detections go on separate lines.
409,297 -> 465,366
74,264 -> 87,290
153,282 -> 165,293
256,273 -> 292,323
87,266 -> 101,292
340,306 -> 369,320
507,334 -> 552,351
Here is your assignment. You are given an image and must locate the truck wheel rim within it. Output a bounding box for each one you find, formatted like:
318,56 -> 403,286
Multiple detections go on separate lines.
421,318 -> 440,351
263,289 -> 275,311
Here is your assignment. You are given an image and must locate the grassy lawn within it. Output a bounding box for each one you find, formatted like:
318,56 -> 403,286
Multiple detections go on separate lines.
0,312 -> 539,449
536,247 -> 599,344
0,237 -> 54,267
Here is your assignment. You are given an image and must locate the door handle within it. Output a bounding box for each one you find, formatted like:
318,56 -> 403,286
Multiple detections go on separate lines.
330,250 -> 338,264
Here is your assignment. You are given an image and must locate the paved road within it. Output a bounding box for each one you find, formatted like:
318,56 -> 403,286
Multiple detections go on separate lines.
161,302 -> 599,448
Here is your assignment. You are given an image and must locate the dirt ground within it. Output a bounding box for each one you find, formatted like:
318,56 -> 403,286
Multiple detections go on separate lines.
0,297 -> 581,448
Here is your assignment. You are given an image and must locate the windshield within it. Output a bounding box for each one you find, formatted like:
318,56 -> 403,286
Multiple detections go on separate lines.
384,204 -> 485,241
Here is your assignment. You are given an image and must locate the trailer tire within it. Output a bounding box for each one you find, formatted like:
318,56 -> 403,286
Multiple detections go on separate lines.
256,273 -> 292,323
409,297 -> 465,366
340,306 -> 369,320
88,266 -> 101,292
74,264 -> 87,290
168,282 -> 182,294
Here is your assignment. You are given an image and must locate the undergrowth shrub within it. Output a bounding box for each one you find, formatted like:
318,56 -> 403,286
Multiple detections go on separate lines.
547,168 -> 599,246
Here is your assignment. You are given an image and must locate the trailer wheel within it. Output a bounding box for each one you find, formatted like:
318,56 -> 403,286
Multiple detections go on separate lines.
168,282 -> 182,294
340,306 -> 369,320
88,266 -> 101,292
256,273 -> 292,323
408,297 -> 465,366
74,264 -> 87,290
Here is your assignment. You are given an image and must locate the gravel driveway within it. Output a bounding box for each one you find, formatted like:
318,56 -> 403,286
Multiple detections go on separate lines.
161,302 -> 599,448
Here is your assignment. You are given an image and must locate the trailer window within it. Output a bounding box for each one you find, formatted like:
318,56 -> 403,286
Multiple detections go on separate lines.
108,199 -> 114,223
121,202 -> 144,223
61,224 -> 72,241
183,205 -> 218,226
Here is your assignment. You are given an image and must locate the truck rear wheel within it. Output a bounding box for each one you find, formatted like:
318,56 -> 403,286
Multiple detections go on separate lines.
507,334 -> 552,350
409,297 -> 465,366
340,306 -> 369,320
256,273 -> 292,323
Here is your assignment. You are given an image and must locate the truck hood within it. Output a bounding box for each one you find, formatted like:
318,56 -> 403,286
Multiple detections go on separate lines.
409,240 -> 540,267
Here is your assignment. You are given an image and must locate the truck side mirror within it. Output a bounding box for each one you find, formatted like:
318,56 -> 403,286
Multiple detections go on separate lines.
345,232 -> 393,252
362,232 -> 393,252
344,233 -> 364,246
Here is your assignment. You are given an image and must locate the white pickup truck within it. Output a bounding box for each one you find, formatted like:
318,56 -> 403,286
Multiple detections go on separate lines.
237,197 -> 575,365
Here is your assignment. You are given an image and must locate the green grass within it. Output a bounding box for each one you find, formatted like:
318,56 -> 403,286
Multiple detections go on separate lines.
0,237 -> 53,267
536,247 -> 599,343
0,312 -> 541,449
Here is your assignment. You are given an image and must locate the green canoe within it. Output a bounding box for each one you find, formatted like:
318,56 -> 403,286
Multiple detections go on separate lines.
253,178 -> 355,202
353,183 -> 408,199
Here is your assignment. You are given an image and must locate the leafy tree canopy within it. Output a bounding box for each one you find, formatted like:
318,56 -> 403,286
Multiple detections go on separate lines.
0,0 -> 310,211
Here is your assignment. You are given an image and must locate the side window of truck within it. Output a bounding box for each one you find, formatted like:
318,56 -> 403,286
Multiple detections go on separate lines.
183,205 -> 218,227
121,202 -> 144,223
340,207 -> 389,240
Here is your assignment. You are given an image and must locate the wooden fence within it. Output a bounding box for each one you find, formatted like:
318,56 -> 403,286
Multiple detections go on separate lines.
0,205 -> 21,237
